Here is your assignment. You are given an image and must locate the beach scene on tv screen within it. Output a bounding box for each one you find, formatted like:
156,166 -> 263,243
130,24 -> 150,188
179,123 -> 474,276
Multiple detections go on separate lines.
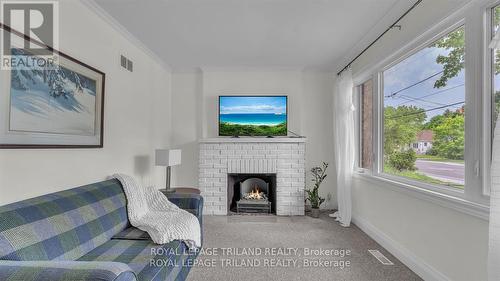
219,96 -> 287,136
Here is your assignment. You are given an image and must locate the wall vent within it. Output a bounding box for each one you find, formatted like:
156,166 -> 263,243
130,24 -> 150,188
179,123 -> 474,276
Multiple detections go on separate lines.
368,250 -> 394,265
120,55 -> 127,68
127,59 -> 133,72
120,55 -> 133,72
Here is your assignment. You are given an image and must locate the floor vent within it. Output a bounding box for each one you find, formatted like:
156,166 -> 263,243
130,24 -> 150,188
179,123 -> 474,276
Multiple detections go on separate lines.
368,250 -> 394,265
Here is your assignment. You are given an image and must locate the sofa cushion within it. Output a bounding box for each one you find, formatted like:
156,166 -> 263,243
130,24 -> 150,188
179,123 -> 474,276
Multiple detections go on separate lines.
0,179 -> 129,261
113,227 -> 151,241
0,260 -> 137,281
77,239 -> 196,281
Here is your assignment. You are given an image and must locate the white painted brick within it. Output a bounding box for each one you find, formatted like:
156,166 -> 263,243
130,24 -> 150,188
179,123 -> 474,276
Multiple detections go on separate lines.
277,144 -> 293,150
204,196 -> 223,203
226,144 -> 241,150
247,150 -> 260,156
266,149 -> 278,155
199,164 -> 213,169
220,150 -> 234,156
205,178 -> 222,183
226,155 -> 241,159
277,168 -> 295,173
267,144 -> 278,150
252,145 -> 265,150
241,144 -> 252,150
199,140 -> 305,216
291,182 -> 305,187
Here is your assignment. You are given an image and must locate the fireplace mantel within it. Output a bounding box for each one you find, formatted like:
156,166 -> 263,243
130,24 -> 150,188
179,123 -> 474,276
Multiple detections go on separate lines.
199,137 -> 307,143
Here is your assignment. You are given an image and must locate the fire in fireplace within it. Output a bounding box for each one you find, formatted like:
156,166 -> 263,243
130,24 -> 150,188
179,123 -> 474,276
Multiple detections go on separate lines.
243,185 -> 268,201
227,174 -> 276,214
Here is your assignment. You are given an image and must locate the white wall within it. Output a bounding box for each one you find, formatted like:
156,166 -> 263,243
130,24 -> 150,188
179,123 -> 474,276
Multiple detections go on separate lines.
348,0 -> 489,280
301,71 -> 336,208
0,0 -> 172,205
352,177 -> 488,281
201,70 -> 303,137
170,69 -> 336,209
170,71 -> 203,188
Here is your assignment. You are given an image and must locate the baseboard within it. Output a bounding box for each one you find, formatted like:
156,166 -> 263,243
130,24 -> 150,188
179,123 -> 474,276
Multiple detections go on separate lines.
352,215 -> 451,281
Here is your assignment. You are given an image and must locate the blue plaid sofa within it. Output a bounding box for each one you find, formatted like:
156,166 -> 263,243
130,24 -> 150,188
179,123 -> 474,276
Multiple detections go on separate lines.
0,179 -> 203,281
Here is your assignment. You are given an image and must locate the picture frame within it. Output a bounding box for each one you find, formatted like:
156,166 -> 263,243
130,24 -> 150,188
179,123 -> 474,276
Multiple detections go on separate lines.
0,24 -> 105,148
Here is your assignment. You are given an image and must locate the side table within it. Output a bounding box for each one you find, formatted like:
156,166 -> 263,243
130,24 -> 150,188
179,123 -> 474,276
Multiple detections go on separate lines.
159,187 -> 201,195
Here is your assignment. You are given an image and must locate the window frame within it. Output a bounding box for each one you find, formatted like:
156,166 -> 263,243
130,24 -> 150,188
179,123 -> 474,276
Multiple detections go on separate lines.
352,6 -> 492,218
481,1 -> 500,197
356,79 -> 374,174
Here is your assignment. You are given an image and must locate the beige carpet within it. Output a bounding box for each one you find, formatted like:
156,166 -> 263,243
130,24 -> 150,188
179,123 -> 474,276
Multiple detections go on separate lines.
187,212 -> 422,281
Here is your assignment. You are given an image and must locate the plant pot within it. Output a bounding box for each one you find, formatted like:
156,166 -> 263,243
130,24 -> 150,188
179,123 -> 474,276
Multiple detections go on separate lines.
310,208 -> 320,218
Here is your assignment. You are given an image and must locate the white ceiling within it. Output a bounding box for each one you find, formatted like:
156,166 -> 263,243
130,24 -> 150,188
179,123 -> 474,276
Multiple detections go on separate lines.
94,0 -> 409,71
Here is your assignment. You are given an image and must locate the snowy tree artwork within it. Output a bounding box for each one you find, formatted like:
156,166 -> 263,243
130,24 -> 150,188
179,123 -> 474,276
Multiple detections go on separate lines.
9,48 -> 98,136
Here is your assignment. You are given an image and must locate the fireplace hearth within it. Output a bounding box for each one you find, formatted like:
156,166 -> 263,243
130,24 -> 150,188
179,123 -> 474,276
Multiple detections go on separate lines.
227,174 -> 276,214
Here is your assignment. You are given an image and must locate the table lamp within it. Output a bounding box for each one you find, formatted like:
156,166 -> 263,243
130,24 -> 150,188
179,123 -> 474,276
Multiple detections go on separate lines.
155,149 -> 181,193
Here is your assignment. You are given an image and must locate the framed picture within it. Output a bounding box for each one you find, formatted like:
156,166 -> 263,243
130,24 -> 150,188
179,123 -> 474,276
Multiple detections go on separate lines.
0,24 -> 105,148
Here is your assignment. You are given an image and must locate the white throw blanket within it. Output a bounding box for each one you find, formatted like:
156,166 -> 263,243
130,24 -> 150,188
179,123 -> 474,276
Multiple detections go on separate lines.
113,174 -> 201,248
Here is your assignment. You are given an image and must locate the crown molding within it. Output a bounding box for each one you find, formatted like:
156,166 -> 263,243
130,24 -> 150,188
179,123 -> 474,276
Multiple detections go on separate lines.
199,66 -> 305,73
80,0 -> 172,72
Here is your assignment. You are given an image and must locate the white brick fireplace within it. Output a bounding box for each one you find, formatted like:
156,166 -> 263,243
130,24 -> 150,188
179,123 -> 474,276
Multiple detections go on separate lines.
199,138 -> 306,216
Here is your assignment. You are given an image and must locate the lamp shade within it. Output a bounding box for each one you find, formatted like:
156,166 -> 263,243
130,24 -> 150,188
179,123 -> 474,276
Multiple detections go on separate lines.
155,149 -> 181,166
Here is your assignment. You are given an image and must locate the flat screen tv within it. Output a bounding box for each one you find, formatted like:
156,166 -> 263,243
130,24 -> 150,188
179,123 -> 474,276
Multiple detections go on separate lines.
219,96 -> 288,136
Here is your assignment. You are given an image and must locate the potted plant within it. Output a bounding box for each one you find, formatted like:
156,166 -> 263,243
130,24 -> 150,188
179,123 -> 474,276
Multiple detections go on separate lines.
306,162 -> 328,218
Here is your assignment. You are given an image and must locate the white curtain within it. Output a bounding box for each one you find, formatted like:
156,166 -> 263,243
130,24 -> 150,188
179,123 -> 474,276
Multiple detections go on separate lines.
488,32 -> 500,281
331,69 -> 355,227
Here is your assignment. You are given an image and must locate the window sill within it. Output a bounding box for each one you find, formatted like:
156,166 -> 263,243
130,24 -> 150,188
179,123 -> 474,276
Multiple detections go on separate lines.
353,172 -> 490,221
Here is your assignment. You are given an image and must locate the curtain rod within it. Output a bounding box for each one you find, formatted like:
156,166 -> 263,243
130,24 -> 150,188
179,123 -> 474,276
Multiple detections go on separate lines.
337,0 -> 423,76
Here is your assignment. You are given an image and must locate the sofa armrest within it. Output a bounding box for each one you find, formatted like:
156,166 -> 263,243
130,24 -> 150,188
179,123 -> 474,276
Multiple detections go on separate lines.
167,193 -> 203,223
0,260 -> 137,281
167,193 -> 204,243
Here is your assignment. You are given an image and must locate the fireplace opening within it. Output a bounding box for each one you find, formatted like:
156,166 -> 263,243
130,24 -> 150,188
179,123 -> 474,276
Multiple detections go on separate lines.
227,174 -> 276,214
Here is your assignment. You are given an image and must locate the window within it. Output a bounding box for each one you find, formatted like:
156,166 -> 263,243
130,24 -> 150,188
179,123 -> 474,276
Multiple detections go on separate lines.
382,26 -> 465,189
359,80 -> 373,169
354,8 -> 493,214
